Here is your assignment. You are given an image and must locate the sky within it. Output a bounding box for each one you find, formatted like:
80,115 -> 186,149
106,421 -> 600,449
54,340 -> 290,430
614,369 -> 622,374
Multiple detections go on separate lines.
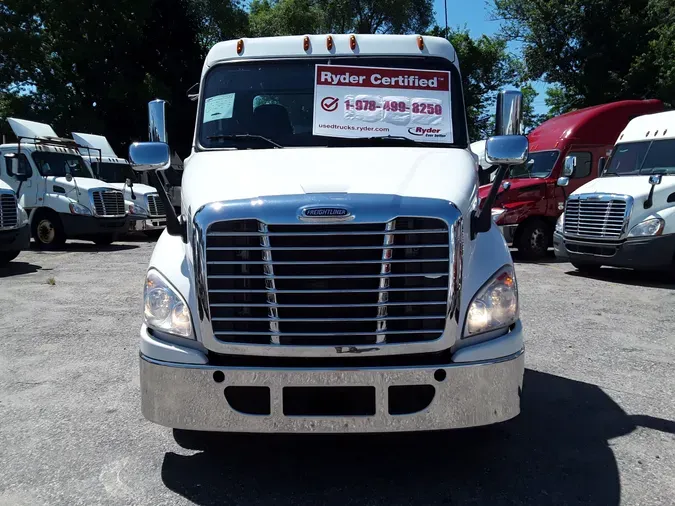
432,0 -> 550,114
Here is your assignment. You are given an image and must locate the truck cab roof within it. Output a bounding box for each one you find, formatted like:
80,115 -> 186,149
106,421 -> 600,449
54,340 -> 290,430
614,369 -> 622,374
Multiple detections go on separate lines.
204,34 -> 456,72
528,99 -> 663,152
616,110 -> 675,144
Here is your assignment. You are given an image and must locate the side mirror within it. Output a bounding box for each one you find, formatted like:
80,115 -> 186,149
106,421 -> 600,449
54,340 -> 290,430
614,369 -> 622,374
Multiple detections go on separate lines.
128,142 -> 171,172
4,153 -> 28,181
65,173 -> 73,182
502,181 -> 511,190
598,157 -> 606,175
125,177 -> 133,187
485,135 -> 529,166
557,177 -> 569,187
495,90 -> 523,136
649,174 -> 662,186
562,156 -> 576,177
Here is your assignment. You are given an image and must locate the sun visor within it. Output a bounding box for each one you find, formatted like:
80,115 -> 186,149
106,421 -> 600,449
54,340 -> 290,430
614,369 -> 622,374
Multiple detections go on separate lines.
8,118 -> 58,139
72,132 -> 118,158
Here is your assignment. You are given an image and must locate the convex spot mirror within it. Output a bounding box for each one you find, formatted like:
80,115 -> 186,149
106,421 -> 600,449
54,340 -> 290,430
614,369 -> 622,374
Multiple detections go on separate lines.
557,177 -> 569,187
485,135 -> 529,166
129,142 -> 171,172
649,174 -> 662,186
562,155 -> 576,177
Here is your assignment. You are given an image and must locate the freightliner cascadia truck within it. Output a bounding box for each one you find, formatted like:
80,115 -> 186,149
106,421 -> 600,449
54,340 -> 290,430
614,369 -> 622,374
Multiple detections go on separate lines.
131,35 -> 529,435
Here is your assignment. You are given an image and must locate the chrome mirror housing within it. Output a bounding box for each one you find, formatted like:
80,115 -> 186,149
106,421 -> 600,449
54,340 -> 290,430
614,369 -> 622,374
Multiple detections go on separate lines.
649,174 -> 663,186
128,142 -> 171,172
495,90 -> 523,136
557,177 -> 569,187
485,135 -> 529,166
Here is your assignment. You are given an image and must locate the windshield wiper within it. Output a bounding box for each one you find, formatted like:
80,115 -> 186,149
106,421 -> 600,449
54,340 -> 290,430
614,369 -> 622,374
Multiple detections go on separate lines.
364,136 -> 420,145
207,134 -> 283,149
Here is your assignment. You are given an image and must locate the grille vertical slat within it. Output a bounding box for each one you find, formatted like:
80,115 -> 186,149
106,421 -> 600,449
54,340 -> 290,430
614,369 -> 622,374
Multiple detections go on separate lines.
0,193 -> 18,229
206,218 -> 450,346
147,194 -> 165,217
564,196 -> 628,239
92,190 -> 125,217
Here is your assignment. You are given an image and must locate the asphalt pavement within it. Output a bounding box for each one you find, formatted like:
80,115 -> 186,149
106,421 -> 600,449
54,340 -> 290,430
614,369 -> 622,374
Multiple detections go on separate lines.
0,239 -> 674,505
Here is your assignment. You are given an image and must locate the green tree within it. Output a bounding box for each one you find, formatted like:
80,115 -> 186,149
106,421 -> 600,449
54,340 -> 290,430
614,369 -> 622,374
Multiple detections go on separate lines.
492,0 -> 674,112
429,27 -> 524,140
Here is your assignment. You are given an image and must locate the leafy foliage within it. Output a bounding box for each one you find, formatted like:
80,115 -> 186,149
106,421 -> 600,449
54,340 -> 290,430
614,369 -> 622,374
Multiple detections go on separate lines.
492,0 -> 675,112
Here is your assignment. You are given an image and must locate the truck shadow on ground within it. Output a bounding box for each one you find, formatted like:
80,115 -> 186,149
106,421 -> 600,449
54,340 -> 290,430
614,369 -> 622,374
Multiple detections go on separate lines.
29,242 -> 139,253
510,248 -> 566,264
0,261 -> 41,278
565,267 -> 675,290
161,370 -> 675,505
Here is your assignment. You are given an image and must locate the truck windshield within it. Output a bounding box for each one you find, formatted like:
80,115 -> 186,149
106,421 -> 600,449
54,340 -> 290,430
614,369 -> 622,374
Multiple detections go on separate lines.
508,150 -> 559,178
32,152 -> 94,178
92,162 -> 138,183
198,57 -> 467,150
604,139 -> 675,176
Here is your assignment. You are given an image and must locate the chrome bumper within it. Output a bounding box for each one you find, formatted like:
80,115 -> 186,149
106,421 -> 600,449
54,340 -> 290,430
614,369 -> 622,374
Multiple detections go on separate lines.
140,349 -> 524,433
130,217 -> 166,231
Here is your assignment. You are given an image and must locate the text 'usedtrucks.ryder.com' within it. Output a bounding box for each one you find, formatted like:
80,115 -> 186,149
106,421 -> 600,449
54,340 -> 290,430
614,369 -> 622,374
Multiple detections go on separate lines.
133,35 -> 529,434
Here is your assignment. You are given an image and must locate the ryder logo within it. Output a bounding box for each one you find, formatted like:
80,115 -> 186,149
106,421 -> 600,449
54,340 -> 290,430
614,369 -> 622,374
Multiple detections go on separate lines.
407,127 -> 445,137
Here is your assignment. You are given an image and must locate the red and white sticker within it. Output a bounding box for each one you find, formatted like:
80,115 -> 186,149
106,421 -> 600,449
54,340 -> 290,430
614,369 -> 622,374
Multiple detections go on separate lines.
313,65 -> 453,143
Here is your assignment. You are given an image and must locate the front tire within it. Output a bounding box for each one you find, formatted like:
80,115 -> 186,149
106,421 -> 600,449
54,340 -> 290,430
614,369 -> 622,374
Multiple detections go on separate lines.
93,234 -> 115,246
32,212 -> 66,250
0,251 -> 20,266
572,261 -> 602,275
517,220 -> 549,260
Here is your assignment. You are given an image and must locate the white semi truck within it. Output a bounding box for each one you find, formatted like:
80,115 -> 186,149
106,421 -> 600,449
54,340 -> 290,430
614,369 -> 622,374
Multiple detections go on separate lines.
0,178 -> 30,266
0,119 -> 128,248
72,132 -> 166,235
554,110 -> 675,275
133,35 -> 528,434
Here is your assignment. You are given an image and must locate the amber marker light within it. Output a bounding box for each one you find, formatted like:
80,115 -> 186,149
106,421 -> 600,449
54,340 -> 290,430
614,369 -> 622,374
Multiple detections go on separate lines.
417,35 -> 424,50
303,36 -> 310,52
236,39 -> 244,54
350,35 -> 357,50
326,35 -> 333,50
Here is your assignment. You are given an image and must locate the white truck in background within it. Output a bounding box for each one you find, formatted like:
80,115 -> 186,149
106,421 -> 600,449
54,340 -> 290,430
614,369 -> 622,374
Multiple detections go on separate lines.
555,110 -> 675,275
73,132 -> 166,236
132,35 -> 529,435
0,178 -> 30,266
0,119 -> 128,249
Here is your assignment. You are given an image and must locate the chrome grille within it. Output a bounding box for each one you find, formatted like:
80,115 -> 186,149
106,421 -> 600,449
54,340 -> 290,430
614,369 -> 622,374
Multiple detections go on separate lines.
0,193 -> 18,229
205,218 -> 450,346
147,194 -> 165,217
564,195 -> 629,239
92,190 -> 125,217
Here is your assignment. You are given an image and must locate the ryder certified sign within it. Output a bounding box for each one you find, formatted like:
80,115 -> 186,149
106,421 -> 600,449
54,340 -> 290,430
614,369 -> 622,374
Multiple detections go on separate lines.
312,65 -> 453,143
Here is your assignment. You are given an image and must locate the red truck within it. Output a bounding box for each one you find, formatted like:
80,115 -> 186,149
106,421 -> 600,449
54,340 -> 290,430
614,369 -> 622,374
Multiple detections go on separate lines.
479,99 -> 664,259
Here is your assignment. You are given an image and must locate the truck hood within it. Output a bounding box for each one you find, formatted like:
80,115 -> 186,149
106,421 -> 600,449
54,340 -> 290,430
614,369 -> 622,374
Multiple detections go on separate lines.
572,175 -> 674,200
477,177 -> 548,201
107,182 -> 158,197
50,176 -> 121,192
182,147 -> 478,214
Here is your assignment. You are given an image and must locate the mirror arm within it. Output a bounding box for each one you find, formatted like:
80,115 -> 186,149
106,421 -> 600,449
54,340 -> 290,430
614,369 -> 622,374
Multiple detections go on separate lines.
644,185 -> 656,210
152,169 -> 186,241
471,163 -> 509,239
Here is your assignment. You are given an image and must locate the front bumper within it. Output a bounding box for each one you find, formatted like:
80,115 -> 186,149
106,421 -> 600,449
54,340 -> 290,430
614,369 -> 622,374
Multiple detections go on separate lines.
129,216 -> 166,232
498,224 -> 518,245
0,224 -> 30,252
140,347 -> 524,433
61,214 -> 127,238
560,233 -> 675,269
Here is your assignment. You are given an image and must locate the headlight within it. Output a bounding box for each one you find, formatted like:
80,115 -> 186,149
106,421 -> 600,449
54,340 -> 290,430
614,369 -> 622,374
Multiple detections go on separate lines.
128,204 -> 149,216
464,265 -> 518,337
555,212 -> 564,234
17,204 -> 29,226
491,207 -> 506,222
627,218 -> 664,237
69,202 -> 92,216
144,269 -> 193,338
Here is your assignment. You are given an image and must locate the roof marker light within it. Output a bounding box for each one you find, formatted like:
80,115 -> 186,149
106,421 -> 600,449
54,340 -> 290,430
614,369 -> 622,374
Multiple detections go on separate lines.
236,39 -> 244,55
326,35 -> 333,51
664,129 -> 668,136
417,36 -> 424,50
646,131 -> 650,137
350,35 -> 357,50
303,36 -> 310,52
654,130 -> 659,136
